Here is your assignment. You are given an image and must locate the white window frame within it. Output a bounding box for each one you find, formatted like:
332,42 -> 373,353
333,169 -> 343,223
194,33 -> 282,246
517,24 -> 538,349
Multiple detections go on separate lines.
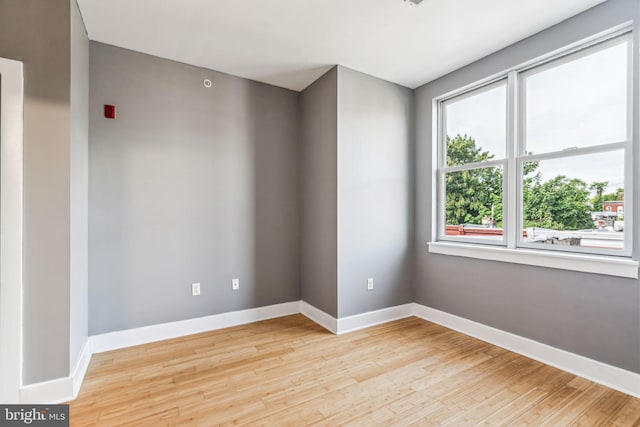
516,33 -> 632,258
437,79 -> 508,246
429,27 -> 639,279
0,57 -> 24,403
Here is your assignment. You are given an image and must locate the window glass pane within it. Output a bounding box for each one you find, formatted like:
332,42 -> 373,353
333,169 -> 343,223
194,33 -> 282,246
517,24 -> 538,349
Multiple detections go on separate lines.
444,84 -> 506,166
525,40 -> 628,154
445,166 -> 503,240
521,150 -> 625,251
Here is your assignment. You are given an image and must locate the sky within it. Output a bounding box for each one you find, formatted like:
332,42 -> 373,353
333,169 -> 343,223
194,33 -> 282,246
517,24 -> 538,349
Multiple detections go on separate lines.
444,38 -> 628,195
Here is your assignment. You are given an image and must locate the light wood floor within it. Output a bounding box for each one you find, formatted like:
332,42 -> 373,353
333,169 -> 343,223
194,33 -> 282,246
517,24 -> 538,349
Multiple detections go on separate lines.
69,315 -> 640,426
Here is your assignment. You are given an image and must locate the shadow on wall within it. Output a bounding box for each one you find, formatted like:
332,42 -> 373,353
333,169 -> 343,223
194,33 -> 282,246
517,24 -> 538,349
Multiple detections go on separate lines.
249,82 -> 301,308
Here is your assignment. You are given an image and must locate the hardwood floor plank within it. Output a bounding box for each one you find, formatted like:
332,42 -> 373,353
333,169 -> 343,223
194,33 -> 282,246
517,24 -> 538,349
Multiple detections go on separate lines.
571,390 -> 631,426
68,315 -> 640,426
506,384 -> 584,426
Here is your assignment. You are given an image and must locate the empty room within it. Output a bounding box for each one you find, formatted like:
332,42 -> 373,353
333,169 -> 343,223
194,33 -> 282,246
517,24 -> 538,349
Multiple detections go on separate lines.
0,0 -> 639,425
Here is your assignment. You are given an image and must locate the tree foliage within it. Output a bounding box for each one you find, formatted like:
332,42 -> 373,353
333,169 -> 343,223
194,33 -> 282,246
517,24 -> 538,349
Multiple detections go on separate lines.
602,188 -> 624,202
445,134 -> 597,230
446,133 -> 494,166
589,181 -> 608,212
445,135 -> 502,225
523,176 -> 593,230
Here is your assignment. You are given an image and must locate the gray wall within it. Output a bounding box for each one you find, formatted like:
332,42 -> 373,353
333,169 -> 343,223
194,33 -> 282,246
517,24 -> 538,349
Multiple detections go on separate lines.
0,0 -> 632,388
300,66 -> 414,318
337,67 -> 413,317
414,0 -> 640,373
0,0 -> 72,384
69,0 -> 89,373
300,67 -> 339,317
89,43 -> 300,334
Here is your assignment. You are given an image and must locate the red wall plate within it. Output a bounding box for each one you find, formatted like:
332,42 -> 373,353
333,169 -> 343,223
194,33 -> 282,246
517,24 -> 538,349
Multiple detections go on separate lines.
104,104 -> 116,119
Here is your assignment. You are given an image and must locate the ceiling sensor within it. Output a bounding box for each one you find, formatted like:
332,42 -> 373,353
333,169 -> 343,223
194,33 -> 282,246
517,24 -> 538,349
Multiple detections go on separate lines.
203,79 -> 212,88
403,0 -> 424,6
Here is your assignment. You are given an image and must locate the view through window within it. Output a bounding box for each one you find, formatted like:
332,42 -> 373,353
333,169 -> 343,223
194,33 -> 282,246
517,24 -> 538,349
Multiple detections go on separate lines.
438,32 -> 631,255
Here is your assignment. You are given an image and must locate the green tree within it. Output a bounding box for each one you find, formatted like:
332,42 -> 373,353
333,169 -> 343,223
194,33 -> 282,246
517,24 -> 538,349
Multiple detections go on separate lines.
524,176 -> 593,230
589,181 -> 608,212
445,135 -> 502,225
602,188 -> 624,202
445,134 -> 594,230
446,133 -> 494,166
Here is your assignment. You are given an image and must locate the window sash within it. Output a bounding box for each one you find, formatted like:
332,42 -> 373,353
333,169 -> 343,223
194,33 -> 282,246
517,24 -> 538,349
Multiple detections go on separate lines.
519,35 -> 630,156
437,162 -> 507,246
440,79 -> 508,168
516,146 -> 630,257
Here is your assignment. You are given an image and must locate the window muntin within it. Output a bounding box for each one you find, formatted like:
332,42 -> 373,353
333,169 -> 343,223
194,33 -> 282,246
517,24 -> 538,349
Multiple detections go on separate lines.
436,31 -> 632,257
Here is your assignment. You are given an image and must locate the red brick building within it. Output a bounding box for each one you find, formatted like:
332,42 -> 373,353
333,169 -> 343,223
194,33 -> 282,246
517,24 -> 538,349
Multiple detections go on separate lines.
602,200 -> 624,217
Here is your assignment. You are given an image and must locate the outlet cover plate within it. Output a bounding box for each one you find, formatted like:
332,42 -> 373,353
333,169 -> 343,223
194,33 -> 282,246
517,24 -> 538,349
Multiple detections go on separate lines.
191,282 -> 201,296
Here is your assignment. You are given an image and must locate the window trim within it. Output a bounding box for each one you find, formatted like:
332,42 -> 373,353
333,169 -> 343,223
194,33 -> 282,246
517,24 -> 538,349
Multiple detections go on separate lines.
428,241 -> 639,279
430,26 -> 636,275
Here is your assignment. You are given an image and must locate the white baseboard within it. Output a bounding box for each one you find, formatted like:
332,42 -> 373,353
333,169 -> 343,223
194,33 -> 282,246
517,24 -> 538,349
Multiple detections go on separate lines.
23,300 -> 640,403
300,301 -> 337,333
337,303 -> 414,334
71,339 -> 92,397
20,377 -> 74,404
20,338 -> 93,404
89,301 -> 300,354
20,302 -> 301,404
299,301 -> 414,335
412,303 -> 640,399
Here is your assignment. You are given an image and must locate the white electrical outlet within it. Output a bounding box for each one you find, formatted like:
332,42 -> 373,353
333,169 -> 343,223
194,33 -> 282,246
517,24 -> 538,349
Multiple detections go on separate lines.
191,282 -> 201,296
367,278 -> 374,291
232,278 -> 240,291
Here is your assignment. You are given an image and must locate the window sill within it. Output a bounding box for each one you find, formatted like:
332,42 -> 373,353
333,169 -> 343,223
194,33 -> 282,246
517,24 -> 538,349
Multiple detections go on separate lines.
427,241 -> 639,279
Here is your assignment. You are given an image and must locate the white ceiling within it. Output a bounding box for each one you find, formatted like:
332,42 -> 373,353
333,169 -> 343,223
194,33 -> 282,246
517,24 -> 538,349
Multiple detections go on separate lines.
77,0 -> 606,91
